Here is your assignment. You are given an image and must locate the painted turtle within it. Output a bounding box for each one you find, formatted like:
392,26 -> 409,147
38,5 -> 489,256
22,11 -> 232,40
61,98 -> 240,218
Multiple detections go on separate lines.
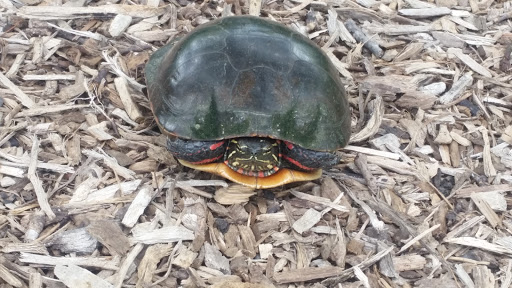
145,16 -> 351,189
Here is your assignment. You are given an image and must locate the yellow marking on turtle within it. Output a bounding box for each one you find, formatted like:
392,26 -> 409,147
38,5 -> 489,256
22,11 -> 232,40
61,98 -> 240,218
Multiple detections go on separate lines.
228,150 -> 237,158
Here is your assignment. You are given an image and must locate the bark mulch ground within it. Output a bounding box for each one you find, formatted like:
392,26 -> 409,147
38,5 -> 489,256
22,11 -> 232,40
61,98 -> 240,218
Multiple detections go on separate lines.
1,0 -> 512,287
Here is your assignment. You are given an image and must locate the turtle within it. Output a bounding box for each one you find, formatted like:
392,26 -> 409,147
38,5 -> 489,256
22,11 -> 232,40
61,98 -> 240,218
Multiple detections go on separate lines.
145,15 -> 351,189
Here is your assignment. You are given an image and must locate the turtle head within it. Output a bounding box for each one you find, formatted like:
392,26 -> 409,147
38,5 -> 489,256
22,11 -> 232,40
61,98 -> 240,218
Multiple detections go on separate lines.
224,138 -> 280,177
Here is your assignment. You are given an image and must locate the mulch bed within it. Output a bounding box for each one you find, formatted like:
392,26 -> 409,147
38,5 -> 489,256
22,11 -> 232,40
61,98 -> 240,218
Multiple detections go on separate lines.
1,0 -> 512,287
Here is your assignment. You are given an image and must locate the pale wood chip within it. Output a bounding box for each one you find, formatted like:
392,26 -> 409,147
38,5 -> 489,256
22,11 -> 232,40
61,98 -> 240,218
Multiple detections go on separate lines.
470,193 -> 502,228
20,253 -> 120,270
204,242 -> 231,275
270,0 -> 315,15
87,221 -> 131,256
449,16 -> 478,30
172,247 -> 198,269
445,237 -> 512,255
0,262 -> 23,287
27,137 -> 55,219
403,0 -> 436,8
17,4 -> 167,20
0,152 -> 74,174
87,121 -> 114,141
113,243 -> 144,288
398,7 -> 452,18
0,165 -> 25,178
214,185 -> 256,204
479,127 -> 497,177
249,0 -> 261,16
0,0 -> 16,10
45,228 -> 98,254
398,224 -> 440,253
434,124 -> 452,144
23,74 -> 76,81
350,96 -> 384,143
393,254 -> 427,271
274,266 -> 344,284
292,208 -> 323,234
109,14 -> 133,37
291,191 -> 348,212
130,226 -> 195,244
122,185 -> 155,228
439,72 -> 474,104
455,264 -> 476,288
114,77 -> 143,122
439,144 -> 452,165
323,246 -> 394,285
131,29 -> 178,42
450,130 -> 472,146
344,145 -> 400,160
324,49 -> 353,80
366,155 -> 419,176
55,264 -> 114,288
449,48 -> 492,77
472,265 -> 495,288
502,260 -> 512,288
68,179 -> 141,204
29,272 -> 42,288
16,104 -> 89,118
238,225 -> 258,258
138,244 -> 174,286
366,24 -> 434,35
0,71 -> 36,108
0,176 -> 16,187
82,149 -> 135,180
445,216 -> 485,239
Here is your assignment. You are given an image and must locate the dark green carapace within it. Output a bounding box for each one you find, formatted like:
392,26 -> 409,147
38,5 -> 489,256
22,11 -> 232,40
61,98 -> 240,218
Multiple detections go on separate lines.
145,15 -> 351,152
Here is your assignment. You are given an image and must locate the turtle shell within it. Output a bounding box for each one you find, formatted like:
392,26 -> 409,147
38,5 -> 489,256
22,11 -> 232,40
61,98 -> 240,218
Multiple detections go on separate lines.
145,15 -> 351,151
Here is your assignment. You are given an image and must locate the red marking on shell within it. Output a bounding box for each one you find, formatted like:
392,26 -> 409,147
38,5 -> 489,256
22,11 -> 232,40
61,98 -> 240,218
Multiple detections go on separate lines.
189,154 -> 223,164
281,154 -> 314,171
210,141 -> 225,151
284,140 -> 294,150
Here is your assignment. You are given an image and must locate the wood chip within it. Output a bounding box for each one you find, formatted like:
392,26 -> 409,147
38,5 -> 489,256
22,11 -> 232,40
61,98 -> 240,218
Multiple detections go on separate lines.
398,7 -> 452,18
439,72 -> 474,104
54,264 -> 114,288
130,226 -> 195,245
5,0 -> 512,286
17,4 -> 167,20
449,48 -> 493,77
470,193 -> 502,228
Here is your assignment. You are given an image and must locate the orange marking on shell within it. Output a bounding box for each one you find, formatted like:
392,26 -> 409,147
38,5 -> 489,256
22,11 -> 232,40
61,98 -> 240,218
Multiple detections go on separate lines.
178,160 -> 322,189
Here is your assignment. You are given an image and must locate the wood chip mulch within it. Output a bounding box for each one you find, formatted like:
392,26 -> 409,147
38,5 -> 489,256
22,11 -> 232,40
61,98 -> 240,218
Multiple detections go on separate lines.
1,0 -> 512,286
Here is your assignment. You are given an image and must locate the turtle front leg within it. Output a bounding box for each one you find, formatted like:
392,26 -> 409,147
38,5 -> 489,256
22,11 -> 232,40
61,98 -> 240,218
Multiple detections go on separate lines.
280,141 -> 340,171
167,137 -> 227,164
